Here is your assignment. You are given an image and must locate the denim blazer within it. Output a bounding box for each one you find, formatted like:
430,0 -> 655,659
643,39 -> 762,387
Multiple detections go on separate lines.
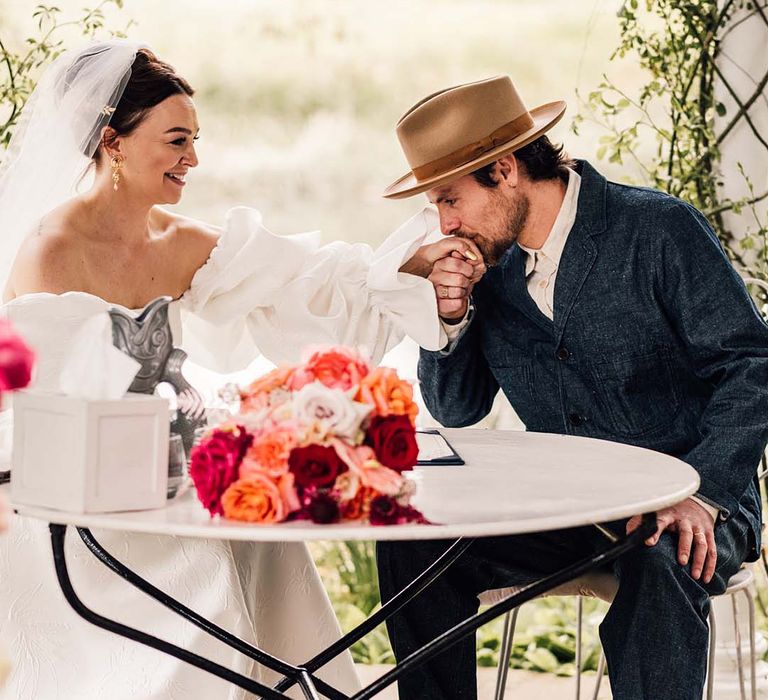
419,160 -> 768,556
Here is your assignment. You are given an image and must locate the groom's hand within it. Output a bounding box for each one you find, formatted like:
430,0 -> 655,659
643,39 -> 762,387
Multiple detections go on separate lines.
429,251 -> 485,320
399,237 -> 485,279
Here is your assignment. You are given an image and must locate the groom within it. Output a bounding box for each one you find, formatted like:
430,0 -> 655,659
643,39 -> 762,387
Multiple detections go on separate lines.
376,76 -> 768,699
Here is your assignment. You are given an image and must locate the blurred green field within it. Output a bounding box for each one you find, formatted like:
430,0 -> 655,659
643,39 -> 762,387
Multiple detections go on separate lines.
1,0 -> 642,242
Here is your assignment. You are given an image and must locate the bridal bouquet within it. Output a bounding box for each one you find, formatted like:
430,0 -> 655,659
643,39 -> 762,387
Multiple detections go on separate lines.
189,347 -> 427,526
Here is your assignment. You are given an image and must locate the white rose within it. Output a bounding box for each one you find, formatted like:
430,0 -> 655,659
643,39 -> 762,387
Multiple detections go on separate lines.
293,381 -> 371,441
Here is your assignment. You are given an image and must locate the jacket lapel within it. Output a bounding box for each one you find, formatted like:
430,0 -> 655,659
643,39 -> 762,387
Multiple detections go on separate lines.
502,245 -> 555,334
553,160 -> 608,342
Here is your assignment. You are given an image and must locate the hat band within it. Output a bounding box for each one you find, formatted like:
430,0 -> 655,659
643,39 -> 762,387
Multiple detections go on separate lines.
411,111 -> 535,181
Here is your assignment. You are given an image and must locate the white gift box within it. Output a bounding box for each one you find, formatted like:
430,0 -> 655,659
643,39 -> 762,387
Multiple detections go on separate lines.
10,391 -> 169,513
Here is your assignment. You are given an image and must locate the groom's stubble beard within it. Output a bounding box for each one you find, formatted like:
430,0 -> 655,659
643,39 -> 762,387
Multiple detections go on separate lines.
458,189 -> 530,267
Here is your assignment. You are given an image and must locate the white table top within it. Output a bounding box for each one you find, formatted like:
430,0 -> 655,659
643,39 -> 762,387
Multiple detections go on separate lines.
11,429 -> 699,542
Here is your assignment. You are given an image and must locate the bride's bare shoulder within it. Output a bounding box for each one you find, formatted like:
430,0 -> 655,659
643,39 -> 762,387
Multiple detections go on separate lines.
4,202 -> 84,301
152,207 -> 221,268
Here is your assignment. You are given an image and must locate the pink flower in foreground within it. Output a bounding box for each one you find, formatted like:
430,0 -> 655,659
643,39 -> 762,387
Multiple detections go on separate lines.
190,426 -> 253,517
0,319 -> 34,393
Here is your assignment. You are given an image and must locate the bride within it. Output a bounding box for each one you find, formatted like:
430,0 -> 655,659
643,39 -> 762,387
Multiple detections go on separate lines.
0,41 -> 484,699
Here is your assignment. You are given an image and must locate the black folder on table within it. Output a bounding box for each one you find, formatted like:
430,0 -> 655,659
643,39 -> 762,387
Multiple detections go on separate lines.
416,429 -> 465,466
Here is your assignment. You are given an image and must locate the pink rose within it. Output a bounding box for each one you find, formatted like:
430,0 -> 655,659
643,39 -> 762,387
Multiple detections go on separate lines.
240,425 -> 297,479
190,426 -> 253,516
332,440 -> 403,496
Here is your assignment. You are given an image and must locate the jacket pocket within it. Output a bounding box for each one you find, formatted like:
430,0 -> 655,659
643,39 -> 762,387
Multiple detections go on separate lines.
591,347 -> 681,437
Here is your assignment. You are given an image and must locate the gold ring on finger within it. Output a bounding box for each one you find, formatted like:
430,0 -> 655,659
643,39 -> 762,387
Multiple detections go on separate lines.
440,287 -> 449,298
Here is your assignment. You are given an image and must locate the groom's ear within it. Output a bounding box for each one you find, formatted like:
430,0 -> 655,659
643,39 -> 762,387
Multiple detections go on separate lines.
495,155 -> 519,189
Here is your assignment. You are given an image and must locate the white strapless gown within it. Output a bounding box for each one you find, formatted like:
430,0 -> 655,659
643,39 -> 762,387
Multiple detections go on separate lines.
0,206 -> 443,699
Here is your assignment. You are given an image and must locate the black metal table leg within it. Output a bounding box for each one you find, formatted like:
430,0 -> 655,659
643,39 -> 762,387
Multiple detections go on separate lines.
273,536 -> 475,695
49,524 -> 344,700
49,513 -> 655,700
74,527 -> 346,700
349,512 -> 658,700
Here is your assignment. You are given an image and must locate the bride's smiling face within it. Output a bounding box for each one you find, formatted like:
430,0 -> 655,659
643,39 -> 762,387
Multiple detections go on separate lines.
106,94 -> 200,205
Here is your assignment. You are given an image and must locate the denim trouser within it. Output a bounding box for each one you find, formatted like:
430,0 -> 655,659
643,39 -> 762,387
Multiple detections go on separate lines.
376,509 -> 752,700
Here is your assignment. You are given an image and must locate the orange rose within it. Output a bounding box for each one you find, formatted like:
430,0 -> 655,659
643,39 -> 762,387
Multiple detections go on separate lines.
240,426 -> 297,478
300,347 -> 371,390
240,365 -> 296,413
221,474 -> 286,523
356,367 -> 418,426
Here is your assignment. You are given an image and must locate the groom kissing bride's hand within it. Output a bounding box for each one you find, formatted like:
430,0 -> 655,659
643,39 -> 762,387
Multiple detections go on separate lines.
400,236 -> 486,321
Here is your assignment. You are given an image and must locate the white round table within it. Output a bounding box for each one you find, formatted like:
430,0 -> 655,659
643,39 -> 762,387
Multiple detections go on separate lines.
12,429 -> 700,700
14,429 -> 699,540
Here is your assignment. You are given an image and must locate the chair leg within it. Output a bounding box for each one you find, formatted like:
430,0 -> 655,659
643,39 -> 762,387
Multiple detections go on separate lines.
494,607 -> 520,700
742,588 -> 757,700
575,596 -> 583,700
732,594 -> 748,700
591,650 -> 605,700
707,605 -> 717,700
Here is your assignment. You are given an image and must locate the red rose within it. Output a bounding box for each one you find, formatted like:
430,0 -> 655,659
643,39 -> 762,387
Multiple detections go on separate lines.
288,444 -> 347,489
190,427 -> 253,516
0,320 -> 34,392
365,415 -> 418,473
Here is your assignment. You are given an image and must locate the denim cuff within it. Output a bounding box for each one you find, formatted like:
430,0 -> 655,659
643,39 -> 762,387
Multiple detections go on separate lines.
695,477 -> 735,521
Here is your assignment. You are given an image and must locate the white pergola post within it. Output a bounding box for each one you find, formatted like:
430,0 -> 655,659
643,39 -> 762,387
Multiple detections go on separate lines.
715,1 -> 768,268
711,4 -> 768,697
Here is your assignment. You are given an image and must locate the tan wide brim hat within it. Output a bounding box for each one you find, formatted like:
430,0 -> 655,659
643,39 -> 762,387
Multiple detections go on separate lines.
383,76 -> 566,199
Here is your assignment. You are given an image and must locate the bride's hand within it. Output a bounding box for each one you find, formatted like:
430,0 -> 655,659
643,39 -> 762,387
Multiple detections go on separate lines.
399,237 -> 486,279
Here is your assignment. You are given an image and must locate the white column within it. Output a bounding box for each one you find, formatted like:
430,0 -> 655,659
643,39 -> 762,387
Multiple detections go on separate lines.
714,2 -> 768,268
710,4 -> 768,696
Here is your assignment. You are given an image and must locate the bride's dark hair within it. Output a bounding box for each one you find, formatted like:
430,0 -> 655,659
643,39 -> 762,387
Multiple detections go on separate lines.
103,49 -> 194,149
67,47 -> 194,158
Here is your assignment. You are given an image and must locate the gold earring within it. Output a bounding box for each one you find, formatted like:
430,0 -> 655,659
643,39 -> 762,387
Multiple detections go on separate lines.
110,156 -> 123,191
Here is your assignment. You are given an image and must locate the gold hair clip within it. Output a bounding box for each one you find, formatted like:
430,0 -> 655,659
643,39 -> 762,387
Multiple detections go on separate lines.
100,105 -> 116,117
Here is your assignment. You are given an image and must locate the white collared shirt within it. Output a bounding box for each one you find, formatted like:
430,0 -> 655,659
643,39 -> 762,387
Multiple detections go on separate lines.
516,168 -> 581,318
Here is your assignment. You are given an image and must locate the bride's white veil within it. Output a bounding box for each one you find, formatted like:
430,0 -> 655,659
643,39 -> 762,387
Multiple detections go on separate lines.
0,39 -> 141,290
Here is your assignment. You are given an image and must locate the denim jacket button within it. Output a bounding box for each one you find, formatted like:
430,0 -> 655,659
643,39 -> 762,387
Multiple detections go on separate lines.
568,413 -> 585,426
556,347 -> 570,361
